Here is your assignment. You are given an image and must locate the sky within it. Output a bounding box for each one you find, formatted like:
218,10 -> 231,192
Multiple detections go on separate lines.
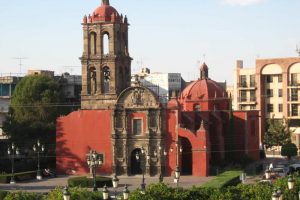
0,0 -> 300,84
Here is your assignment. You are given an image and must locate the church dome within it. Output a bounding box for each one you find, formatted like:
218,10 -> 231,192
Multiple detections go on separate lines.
91,0 -> 119,22
179,79 -> 225,102
178,63 -> 228,111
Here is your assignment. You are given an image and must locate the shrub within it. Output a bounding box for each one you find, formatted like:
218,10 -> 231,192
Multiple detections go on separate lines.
281,142 -> 298,159
45,187 -> 103,200
68,176 -> 112,188
3,191 -> 42,200
0,190 -> 9,199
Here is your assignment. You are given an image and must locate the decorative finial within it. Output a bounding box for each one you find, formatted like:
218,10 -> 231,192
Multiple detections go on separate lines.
102,0 -> 110,5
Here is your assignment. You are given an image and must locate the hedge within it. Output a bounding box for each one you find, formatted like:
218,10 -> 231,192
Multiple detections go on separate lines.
68,176 -> 112,188
0,171 -> 36,183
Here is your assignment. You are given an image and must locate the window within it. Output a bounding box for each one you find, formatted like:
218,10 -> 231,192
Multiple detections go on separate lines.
0,84 -> 10,96
250,90 -> 256,101
266,75 -> 273,83
250,105 -> 256,110
239,75 -> 247,87
291,89 -> 298,101
278,89 -> 282,97
250,75 -> 256,87
240,91 -> 247,102
292,104 -> 298,116
278,75 -> 282,83
266,89 -> 273,97
267,104 -> 273,113
102,66 -> 110,94
278,104 -> 283,112
194,104 -> 201,112
133,119 -> 142,135
291,73 -> 298,85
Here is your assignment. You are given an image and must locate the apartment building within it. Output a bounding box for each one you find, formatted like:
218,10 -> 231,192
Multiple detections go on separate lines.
233,57 -> 300,147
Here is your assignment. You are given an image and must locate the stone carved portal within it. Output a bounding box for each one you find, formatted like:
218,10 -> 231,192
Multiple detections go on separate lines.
113,86 -> 164,176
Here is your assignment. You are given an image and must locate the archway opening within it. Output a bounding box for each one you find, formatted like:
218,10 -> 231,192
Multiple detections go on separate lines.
103,32 -> 109,55
131,148 -> 142,175
180,137 -> 192,175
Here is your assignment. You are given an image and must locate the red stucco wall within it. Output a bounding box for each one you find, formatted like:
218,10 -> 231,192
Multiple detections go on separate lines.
56,110 -> 113,175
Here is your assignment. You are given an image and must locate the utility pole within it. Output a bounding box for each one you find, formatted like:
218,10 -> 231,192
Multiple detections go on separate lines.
12,57 -> 28,75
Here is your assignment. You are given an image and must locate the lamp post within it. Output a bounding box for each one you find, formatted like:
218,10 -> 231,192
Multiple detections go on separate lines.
271,188 -> 279,200
265,169 -> 271,180
63,186 -> 71,200
33,139 -> 45,180
123,185 -> 129,200
174,142 -> 182,188
102,185 -> 109,200
135,147 -> 150,193
288,175 -> 295,190
154,146 -> 167,183
112,175 -> 119,199
86,150 -> 103,192
7,143 -> 19,184
276,187 -> 282,200
174,166 -> 181,188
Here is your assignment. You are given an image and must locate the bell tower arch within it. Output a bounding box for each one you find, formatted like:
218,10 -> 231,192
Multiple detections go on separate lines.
80,0 -> 132,109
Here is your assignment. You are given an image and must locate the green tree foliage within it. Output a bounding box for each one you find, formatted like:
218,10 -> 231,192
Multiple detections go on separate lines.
281,142 -> 298,159
263,117 -> 293,149
3,75 -> 67,149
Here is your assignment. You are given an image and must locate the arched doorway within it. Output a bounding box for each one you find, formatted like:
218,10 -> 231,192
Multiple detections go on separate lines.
131,148 -> 142,175
180,137 -> 192,175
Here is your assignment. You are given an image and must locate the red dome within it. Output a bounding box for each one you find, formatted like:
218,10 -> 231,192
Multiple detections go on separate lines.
179,79 -> 226,102
91,4 -> 119,22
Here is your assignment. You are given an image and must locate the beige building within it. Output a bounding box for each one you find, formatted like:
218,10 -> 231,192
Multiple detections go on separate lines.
233,57 -> 300,147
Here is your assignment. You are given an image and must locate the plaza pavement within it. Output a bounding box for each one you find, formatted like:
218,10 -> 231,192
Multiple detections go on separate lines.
0,175 -> 214,193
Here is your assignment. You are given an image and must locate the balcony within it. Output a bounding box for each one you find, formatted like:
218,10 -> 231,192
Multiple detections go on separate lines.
237,97 -> 257,104
237,82 -> 256,90
288,81 -> 300,87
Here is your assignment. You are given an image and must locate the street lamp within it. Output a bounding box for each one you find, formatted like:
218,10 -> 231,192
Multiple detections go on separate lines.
102,185 -> 109,200
265,169 -> 271,180
123,185 -> 129,200
271,188 -> 279,200
135,147 -> 149,193
112,175 -> 119,199
33,139 -> 45,180
7,143 -> 19,184
63,186 -> 71,200
174,166 -> 181,188
288,175 -> 295,190
86,150 -> 103,191
276,187 -> 282,200
155,146 -> 167,183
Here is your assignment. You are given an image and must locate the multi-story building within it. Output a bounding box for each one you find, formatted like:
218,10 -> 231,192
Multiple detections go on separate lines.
233,58 -> 300,147
0,75 -> 22,139
133,68 -> 182,105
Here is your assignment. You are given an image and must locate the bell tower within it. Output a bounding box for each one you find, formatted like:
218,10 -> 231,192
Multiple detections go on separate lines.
80,0 -> 132,109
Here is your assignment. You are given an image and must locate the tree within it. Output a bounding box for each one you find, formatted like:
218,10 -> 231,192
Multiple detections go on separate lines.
263,117 -> 293,149
3,75 -> 68,149
281,142 -> 298,160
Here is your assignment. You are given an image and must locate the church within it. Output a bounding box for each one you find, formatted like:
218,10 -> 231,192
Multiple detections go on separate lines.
56,0 -> 260,177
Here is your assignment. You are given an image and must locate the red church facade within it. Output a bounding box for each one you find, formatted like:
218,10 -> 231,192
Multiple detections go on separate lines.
56,0 -> 260,177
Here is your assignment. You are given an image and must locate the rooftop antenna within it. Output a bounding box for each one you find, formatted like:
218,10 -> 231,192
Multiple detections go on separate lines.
12,57 -> 28,75
296,45 -> 300,57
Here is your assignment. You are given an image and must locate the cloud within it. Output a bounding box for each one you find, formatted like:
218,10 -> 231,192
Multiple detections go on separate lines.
222,0 -> 264,6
